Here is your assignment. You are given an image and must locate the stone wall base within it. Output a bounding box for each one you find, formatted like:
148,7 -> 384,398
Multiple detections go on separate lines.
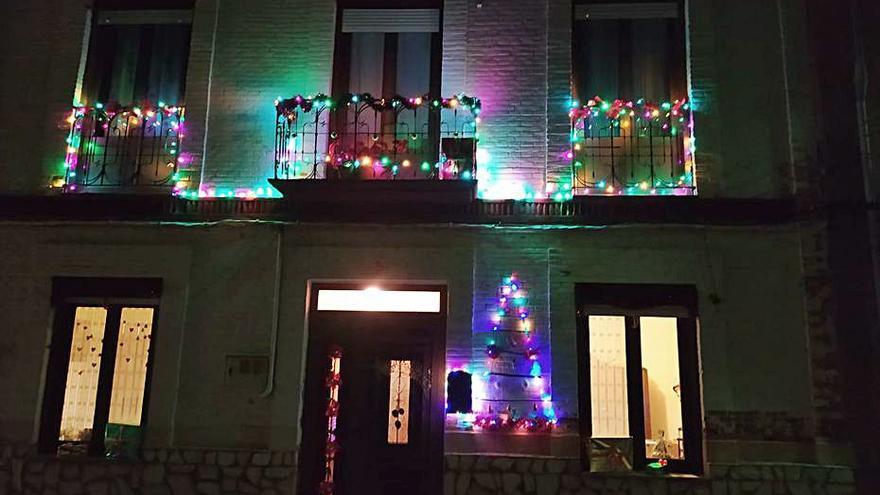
0,444 -> 295,495
0,445 -> 856,495
444,455 -> 856,495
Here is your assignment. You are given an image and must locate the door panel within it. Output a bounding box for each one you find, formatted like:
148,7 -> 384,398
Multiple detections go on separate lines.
335,347 -> 430,494
299,306 -> 444,495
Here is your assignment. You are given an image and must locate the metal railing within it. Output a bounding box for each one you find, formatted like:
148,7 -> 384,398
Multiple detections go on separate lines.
62,105 -> 185,191
569,98 -> 695,195
274,93 -> 480,181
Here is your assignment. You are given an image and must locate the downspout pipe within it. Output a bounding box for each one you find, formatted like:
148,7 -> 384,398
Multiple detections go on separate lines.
259,227 -> 283,398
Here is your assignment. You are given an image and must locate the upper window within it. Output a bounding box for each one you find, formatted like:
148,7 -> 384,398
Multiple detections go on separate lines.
80,9 -> 192,107
569,2 -> 695,196
59,7 -> 191,192
576,284 -> 702,474
39,278 -> 161,458
339,9 -> 439,98
572,2 -> 686,103
326,8 -> 445,180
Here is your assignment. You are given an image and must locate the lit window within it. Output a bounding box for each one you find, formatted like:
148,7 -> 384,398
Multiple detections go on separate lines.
639,317 -> 684,461
588,316 -> 629,438
41,278 -> 161,457
577,284 -> 702,474
387,360 -> 412,444
59,307 -> 108,443
108,308 -> 155,427
316,288 -> 441,313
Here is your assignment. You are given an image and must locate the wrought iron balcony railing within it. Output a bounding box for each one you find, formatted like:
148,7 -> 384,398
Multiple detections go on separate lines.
568,97 -> 695,196
60,105 -> 186,191
274,93 -> 480,181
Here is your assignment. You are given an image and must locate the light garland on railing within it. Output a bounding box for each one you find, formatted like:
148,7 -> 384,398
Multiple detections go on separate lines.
56,102 -> 187,192
275,92 -> 481,119
274,92 -> 481,182
564,96 -> 696,197
568,96 -> 689,122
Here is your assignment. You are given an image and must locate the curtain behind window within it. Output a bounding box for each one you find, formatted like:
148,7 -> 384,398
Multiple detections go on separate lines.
347,32 -> 431,96
349,32 -> 385,96
83,23 -> 191,106
395,32 -> 430,96
573,18 -> 672,102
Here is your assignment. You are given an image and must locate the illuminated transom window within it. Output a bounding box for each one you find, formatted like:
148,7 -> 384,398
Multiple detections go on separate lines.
316,288 -> 441,313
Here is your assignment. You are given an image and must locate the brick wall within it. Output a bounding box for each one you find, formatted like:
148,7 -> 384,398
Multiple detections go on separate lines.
195,0 -> 336,192
0,0 -> 87,193
441,0 -> 550,197
0,221 -> 832,458
0,0 -> 828,201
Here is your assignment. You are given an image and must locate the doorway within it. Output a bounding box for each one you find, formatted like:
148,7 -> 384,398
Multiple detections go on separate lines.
298,284 -> 446,495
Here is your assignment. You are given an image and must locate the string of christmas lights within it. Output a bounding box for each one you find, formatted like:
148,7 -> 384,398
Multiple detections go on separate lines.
564,96 -> 696,198
275,92 -> 481,118
450,274 -> 557,434
57,103 -> 187,192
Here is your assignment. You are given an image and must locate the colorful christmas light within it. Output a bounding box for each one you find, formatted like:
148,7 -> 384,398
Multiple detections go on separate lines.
275,92 -> 481,118
275,92 -> 481,182
565,96 -> 696,196
464,274 -> 557,432
57,103 -> 186,192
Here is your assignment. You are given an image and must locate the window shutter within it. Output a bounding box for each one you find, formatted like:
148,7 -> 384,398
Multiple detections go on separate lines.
341,9 -> 440,33
95,9 -> 192,25
575,2 -> 678,20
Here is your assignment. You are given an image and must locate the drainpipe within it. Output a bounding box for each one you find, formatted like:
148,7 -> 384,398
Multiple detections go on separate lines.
259,227 -> 283,398
775,0 -> 796,194
198,0 -> 221,189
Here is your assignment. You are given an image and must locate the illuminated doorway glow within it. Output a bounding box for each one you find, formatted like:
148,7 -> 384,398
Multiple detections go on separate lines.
316,288 -> 441,313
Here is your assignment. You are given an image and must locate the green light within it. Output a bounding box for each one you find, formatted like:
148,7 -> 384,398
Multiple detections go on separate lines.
421,162 -> 431,171
381,156 -> 390,165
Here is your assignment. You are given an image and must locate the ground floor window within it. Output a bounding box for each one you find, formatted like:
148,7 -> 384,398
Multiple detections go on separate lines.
576,284 -> 702,474
40,278 -> 161,458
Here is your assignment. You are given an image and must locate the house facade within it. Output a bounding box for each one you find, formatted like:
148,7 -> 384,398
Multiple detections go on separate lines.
1,1 -> 878,494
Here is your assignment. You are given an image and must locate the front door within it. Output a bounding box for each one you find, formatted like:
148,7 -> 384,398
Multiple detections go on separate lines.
298,286 -> 445,495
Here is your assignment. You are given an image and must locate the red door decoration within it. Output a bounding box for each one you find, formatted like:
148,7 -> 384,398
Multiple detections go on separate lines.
319,347 -> 343,495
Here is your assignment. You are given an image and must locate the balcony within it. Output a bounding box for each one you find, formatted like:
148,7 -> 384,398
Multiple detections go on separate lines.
59,105 -> 186,192
270,93 -> 480,204
568,97 -> 695,196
